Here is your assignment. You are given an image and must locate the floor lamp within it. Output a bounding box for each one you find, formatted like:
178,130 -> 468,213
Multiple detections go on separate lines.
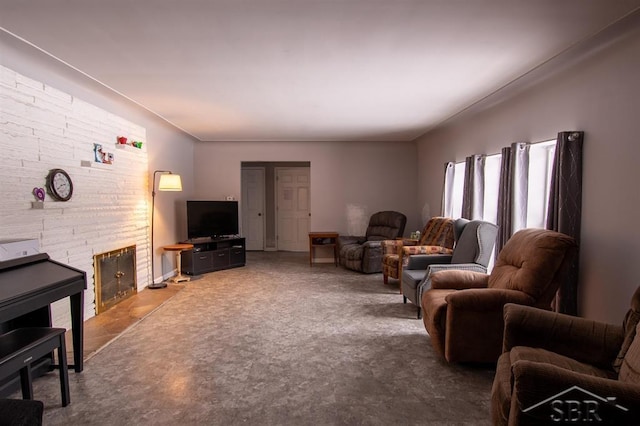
149,170 -> 182,289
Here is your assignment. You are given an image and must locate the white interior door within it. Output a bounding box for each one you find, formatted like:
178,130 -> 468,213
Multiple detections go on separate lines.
276,167 -> 310,251
241,168 -> 265,251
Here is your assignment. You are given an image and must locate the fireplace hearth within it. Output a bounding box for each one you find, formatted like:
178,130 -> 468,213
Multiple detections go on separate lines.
94,245 -> 137,314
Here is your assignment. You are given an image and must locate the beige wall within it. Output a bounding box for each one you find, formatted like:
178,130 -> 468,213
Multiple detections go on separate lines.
193,141 -> 420,237
415,22 -> 640,324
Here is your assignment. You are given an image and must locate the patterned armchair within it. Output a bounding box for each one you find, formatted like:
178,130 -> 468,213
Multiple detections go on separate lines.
338,211 -> 406,273
381,217 -> 458,285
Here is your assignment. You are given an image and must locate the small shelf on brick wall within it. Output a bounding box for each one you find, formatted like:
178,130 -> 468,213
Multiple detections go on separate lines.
31,201 -> 64,210
80,160 -> 112,169
115,143 -> 144,152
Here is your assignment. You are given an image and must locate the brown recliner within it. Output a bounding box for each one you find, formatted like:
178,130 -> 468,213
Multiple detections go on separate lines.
338,211 -> 407,273
421,228 -> 577,363
491,286 -> 640,426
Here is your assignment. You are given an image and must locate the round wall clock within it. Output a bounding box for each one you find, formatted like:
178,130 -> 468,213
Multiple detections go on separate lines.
46,168 -> 73,201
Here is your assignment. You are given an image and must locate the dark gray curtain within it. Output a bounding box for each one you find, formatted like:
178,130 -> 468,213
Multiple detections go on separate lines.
495,143 -> 529,256
547,131 -> 583,315
461,156 -> 474,219
495,146 -> 513,255
461,155 -> 485,220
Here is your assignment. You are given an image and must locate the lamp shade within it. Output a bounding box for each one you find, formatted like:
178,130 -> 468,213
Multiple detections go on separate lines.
158,173 -> 182,191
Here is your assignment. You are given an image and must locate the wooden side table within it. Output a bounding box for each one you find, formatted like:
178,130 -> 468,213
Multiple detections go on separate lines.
308,232 -> 339,267
163,243 -> 194,283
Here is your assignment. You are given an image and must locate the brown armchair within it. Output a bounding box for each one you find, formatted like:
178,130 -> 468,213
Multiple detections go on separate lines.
421,228 -> 577,363
491,287 -> 640,425
380,217 -> 458,285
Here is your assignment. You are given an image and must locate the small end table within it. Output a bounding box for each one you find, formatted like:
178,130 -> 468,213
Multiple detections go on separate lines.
308,232 -> 339,267
162,243 -> 194,283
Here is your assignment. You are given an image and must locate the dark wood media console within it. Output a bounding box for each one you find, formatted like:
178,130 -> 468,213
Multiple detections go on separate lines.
180,237 -> 246,275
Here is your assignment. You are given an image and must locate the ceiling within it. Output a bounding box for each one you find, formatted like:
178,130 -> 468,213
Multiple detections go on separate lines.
1,1 -> 639,142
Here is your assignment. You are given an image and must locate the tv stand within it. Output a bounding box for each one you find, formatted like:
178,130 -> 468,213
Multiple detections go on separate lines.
180,237 -> 245,275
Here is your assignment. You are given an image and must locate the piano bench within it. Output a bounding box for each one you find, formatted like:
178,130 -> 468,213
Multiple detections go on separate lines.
0,327 -> 70,407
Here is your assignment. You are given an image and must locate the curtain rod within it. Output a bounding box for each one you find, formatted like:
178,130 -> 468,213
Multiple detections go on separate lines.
454,136 -> 558,162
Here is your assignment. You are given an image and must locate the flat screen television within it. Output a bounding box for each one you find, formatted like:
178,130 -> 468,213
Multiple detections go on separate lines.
186,200 -> 239,239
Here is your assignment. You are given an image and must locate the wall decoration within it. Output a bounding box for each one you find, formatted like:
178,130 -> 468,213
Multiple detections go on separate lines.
94,143 -> 114,164
33,187 -> 45,202
31,187 -> 45,209
46,168 -> 74,202
116,135 -> 143,149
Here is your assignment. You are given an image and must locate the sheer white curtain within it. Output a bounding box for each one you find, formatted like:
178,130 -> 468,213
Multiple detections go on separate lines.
442,162 -> 455,217
511,142 -> 530,233
526,140 -> 556,229
442,161 -> 465,219
452,162 -> 465,219
482,153 -> 502,225
509,140 -> 557,234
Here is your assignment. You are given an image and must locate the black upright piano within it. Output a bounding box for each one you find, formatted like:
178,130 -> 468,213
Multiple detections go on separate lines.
0,253 -> 86,394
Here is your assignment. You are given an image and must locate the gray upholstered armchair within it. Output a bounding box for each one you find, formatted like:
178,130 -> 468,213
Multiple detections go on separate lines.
401,220 -> 498,318
338,211 -> 406,273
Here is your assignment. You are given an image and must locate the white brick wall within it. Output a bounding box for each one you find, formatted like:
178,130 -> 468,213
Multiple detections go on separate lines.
0,65 -> 150,329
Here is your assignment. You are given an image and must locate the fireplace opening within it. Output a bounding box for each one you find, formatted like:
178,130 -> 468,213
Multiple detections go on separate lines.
94,245 -> 137,314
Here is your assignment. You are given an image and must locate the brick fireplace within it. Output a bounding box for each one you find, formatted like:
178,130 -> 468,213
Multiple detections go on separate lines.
1,64 -> 151,329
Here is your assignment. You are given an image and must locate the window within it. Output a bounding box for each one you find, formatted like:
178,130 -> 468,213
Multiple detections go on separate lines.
442,139 -> 557,233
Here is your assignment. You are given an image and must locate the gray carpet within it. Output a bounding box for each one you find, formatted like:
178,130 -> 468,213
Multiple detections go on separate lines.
35,252 -> 495,425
